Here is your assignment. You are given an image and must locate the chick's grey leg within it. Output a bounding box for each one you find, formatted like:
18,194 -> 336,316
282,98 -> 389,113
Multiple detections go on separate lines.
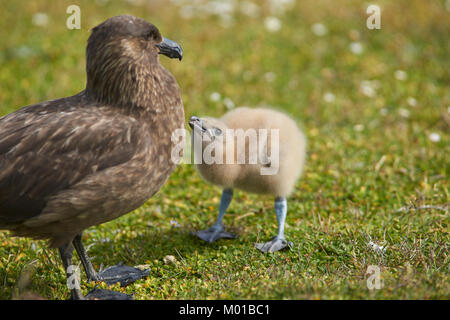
256,197 -> 293,253
72,233 -> 147,300
197,188 -> 237,243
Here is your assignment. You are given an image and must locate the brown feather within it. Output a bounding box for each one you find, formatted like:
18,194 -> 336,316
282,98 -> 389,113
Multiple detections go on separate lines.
0,15 -> 184,247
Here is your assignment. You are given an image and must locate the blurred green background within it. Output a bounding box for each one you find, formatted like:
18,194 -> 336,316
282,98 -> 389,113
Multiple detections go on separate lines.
0,0 -> 448,299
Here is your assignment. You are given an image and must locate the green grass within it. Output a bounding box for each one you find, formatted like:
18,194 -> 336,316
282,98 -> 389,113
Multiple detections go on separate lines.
0,0 -> 448,300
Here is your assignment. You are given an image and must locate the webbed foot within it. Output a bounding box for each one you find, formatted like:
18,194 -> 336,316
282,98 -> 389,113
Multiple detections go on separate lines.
196,226 -> 237,243
85,288 -> 133,300
255,237 -> 293,253
96,262 -> 150,287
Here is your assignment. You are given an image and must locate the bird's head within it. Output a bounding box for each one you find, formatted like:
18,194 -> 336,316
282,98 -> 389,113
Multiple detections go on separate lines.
188,115 -> 240,184
189,115 -> 233,163
189,116 -> 227,141
86,15 -> 183,106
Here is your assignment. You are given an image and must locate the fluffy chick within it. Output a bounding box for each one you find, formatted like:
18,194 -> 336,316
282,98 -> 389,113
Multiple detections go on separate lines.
189,107 -> 306,252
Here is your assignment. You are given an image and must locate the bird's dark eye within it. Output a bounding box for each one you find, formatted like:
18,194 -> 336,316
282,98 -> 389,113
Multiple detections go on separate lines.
144,31 -> 153,40
214,128 -> 222,136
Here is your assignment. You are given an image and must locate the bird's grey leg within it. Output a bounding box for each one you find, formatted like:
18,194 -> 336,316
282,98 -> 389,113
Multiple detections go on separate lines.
212,188 -> 233,230
71,233 -> 147,300
275,197 -> 287,239
255,197 -> 293,253
72,233 -> 100,282
197,188 -> 237,243
58,242 -> 84,300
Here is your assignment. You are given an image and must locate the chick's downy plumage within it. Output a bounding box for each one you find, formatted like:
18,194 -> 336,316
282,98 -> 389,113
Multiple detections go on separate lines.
189,107 -> 306,253
192,107 -> 306,197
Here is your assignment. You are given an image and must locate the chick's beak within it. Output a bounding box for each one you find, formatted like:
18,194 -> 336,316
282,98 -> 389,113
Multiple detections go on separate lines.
189,116 -> 206,132
156,37 -> 183,61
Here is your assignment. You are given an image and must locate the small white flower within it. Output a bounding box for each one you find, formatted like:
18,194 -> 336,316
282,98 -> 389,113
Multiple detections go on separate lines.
311,23 -> 328,36
269,0 -> 296,15
354,124 -> 364,132
407,97 -> 417,107
361,86 -> 375,97
32,13 -> 49,27
398,108 -> 410,118
323,92 -> 335,103
210,92 -> 221,102
368,241 -> 385,254
395,70 -> 407,81
350,42 -> 364,55
163,255 -> 177,265
264,16 -> 282,32
429,133 -> 441,142
264,72 -> 276,82
204,1 -> 235,16
360,80 -> 377,97
240,1 -> 260,18
223,97 -> 235,109
170,219 -> 181,227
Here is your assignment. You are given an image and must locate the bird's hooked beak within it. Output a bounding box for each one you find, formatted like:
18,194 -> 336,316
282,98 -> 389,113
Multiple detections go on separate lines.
189,116 -> 206,133
156,37 -> 183,61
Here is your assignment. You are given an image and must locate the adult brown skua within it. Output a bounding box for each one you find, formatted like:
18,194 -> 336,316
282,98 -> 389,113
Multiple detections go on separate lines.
0,15 -> 184,300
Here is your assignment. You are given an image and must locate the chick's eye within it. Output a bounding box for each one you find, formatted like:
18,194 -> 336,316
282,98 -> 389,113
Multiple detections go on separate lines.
214,128 -> 222,136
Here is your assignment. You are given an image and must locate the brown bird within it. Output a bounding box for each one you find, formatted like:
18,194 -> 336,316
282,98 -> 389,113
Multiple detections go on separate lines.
0,15 -> 184,299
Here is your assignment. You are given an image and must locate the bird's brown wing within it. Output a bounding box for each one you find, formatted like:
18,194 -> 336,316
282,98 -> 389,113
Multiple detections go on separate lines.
0,100 -> 140,224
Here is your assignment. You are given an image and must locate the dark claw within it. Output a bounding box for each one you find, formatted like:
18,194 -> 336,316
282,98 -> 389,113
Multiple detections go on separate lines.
196,228 -> 237,243
97,262 -> 150,286
255,238 -> 293,253
85,288 -> 133,300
